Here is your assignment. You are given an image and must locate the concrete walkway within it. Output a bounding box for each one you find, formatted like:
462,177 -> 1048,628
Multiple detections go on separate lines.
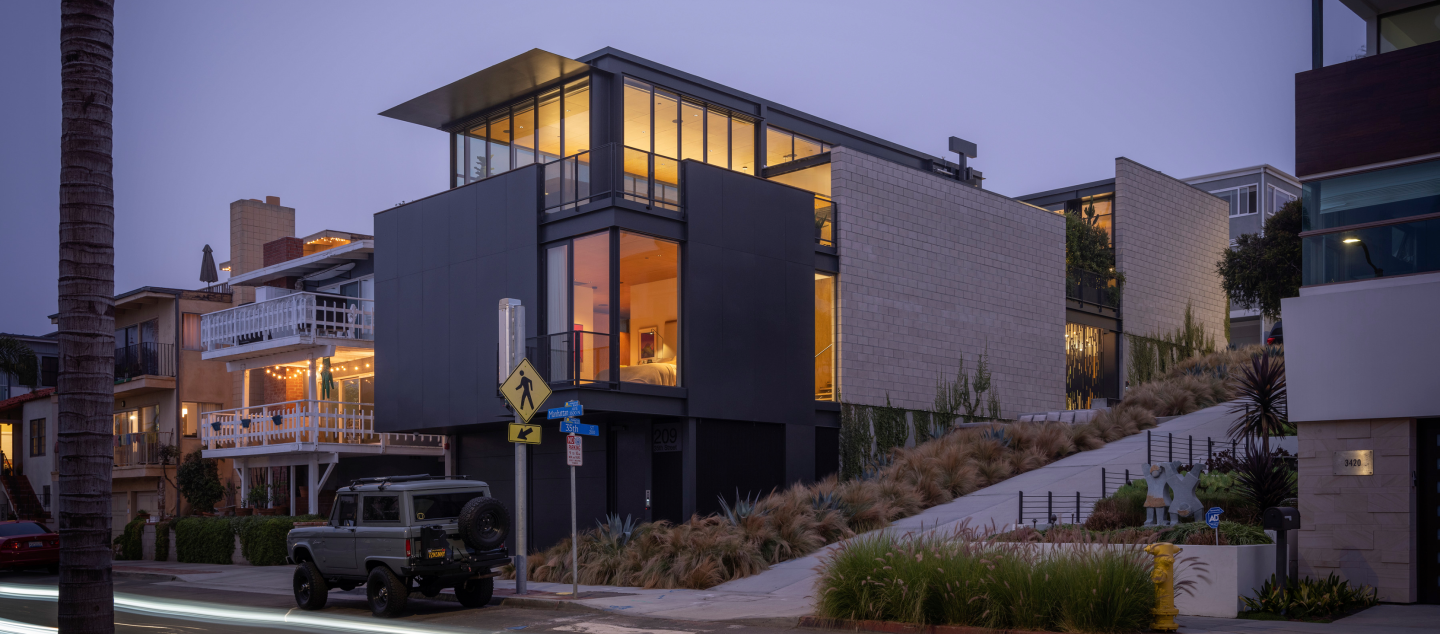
714,402 -> 1247,599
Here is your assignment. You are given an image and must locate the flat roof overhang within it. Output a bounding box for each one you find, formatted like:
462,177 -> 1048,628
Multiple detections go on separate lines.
379,49 -> 590,131
229,240 -> 374,287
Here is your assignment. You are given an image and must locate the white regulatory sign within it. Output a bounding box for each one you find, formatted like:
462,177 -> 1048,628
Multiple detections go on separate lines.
566,434 -> 583,467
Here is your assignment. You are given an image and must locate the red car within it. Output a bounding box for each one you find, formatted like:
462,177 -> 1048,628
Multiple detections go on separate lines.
0,521 -> 59,572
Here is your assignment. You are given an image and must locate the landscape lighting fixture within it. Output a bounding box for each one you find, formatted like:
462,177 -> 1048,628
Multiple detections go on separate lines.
1342,237 -> 1361,243
1342,236 -> 1383,278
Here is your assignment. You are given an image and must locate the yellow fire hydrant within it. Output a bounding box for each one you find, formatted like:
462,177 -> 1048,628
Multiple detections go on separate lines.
1144,542 -> 1183,632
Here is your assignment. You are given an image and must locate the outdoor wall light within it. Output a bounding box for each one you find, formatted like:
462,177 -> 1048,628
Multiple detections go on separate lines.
1342,236 -> 1383,277
1342,237 -> 1361,243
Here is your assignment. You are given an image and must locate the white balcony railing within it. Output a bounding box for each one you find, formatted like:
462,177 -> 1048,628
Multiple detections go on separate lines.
199,399 -> 442,454
201,292 -> 374,353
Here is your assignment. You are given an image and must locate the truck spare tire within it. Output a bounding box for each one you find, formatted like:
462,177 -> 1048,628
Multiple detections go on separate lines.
457,496 -> 510,551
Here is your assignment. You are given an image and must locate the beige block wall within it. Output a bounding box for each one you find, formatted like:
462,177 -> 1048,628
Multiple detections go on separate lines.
228,198 -> 295,406
1114,158 -> 1230,350
1297,418 -> 1415,603
831,148 -> 1067,416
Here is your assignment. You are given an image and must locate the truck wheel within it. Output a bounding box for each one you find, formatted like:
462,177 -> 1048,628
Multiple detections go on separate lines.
293,562 -> 329,610
366,566 -> 408,618
454,577 -> 494,608
457,497 -> 510,551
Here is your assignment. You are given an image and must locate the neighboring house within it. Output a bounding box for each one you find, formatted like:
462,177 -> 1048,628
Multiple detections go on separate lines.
1285,0 -> 1440,605
0,333 -> 59,401
0,387 -> 56,521
1016,160 -> 1231,409
1180,165 -> 1301,347
196,201 -> 445,517
372,47 -> 1068,552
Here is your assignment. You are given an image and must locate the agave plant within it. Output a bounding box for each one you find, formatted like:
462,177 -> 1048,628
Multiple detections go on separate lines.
980,425 -> 1011,448
595,513 -> 638,549
717,489 -> 764,526
1228,349 -> 1287,454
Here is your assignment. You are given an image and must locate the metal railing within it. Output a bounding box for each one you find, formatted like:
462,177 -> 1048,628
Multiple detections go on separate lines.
543,143 -> 681,213
526,331 -> 615,387
200,292 -> 374,353
115,342 -> 175,381
200,399 -> 442,451
1146,431 -> 1240,467
1017,490 -> 1103,527
1100,467 -> 1138,498
1066,266 -> 1120,310
115,430 -> 172,467
815,196 -> 835,247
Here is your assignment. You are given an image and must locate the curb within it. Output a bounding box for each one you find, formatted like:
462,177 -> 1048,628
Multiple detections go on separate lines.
497,596 -> 609,614
113,570 -> 180,582
798,616 -> 1052,634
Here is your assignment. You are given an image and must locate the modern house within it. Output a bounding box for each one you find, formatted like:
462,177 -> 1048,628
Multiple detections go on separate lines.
367,46 -> 1226,553
1016,160 -> 1231,409
1286,0 -> 1440,605
1180,165 -> 1302,347
197,198 -> 446,517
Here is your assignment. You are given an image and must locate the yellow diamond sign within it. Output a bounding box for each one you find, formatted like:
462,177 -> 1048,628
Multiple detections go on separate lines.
500,358 -> 551,422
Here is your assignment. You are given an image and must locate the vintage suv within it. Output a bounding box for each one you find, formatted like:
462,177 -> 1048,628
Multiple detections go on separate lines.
287,475 -> 511,617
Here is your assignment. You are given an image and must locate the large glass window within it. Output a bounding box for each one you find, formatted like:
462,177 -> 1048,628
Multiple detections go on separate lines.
451,77 -> 589,187
1302,159 -> 1440,230
572,233 -> 611,383
623,77 -> 756,175
1302,216 -> 1440,285
768,163 -> 835,247
815,272 -> 837,401
1380,2 -> 1440,53
618,232 -> 679,386
765,126 -> 832,168
1213,185 -> 1258,217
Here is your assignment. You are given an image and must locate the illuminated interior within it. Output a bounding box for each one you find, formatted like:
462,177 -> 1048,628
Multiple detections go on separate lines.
766,126 -> 832,168
815,271 -> 837,401
618,232 -> 679,386
623,77 -> 757,175
1065,323 -> 1103,410
453,77 -> 590,186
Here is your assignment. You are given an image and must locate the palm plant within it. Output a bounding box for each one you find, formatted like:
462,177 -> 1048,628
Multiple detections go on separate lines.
1228,349 -> 1288,454
58,1 -> 117,633
0,336 -> 39,388
1234,447 -> 1297,512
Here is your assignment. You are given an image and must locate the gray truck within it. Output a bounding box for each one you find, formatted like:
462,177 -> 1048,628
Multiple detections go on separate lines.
286,475 -> 512,617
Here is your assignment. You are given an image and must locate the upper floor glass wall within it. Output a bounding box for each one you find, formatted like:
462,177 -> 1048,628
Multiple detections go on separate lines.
1380,2 -> 1440,53
1302,158 -> 1440,231
1301,158 -> 1440,285
766,127 -> 832,168
452,77 -> 590,187
623,78 -> 756,175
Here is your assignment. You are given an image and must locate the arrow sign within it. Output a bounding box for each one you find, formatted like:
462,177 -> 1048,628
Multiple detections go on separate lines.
1205,507 -> 1223,529
559,419 -> 598,436
547,402 -> 583,419
508,423 -> 541,445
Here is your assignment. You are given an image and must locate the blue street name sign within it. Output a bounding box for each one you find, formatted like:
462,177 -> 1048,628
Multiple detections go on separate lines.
547,401 -> 583,419
1205,507 -> 1223,529
559,418 -> 599,436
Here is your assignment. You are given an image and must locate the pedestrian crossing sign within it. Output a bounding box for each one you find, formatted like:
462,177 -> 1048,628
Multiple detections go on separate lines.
500,358 -> 551,422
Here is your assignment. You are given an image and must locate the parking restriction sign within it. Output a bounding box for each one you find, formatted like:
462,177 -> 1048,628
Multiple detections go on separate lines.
566,434 -> 583,467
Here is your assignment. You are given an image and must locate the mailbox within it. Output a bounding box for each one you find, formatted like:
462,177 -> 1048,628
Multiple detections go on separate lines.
1262,507 -> 1301,592
1262,507 -> 1301,531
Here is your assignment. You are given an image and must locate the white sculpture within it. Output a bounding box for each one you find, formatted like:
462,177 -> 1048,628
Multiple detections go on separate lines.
1140,461 -> 1204,526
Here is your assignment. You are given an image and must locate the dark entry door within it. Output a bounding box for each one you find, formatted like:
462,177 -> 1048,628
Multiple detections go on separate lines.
1419,418 -> 1440,604
651,422 -> 683,524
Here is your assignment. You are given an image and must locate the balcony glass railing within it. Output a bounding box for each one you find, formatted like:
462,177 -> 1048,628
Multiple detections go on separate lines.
543,143 -> 681,213
1066,266 -> 1120,310
115,342 -> 175,381
815,196 -> 835,247
527,331 -> 614,386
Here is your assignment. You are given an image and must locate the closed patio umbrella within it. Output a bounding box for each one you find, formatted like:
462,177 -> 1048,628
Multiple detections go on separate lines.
200,244 -> 218,289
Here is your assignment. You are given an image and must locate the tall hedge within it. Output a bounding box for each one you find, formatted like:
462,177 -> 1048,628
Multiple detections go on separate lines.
239,516 -> 319,566
114,517 -> 146,560
175,517 -> 235,564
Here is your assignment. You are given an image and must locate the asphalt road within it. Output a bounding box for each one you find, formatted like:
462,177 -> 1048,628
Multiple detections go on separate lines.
0,572 -> 795,634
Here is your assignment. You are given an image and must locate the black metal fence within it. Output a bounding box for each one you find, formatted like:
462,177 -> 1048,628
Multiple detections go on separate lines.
1100,466 -> 1139,497
115,342 -> 174,381
1017,491 -> 1104,527
1146,430 -> 1240,466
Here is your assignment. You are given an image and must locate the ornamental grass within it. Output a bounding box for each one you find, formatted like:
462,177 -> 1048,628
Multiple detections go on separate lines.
518,350 -> 1250,589
814,524 -> 1155,634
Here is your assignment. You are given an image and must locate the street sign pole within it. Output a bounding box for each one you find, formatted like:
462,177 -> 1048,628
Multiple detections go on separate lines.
499,299 -> 527,595
566,432 -> 582,598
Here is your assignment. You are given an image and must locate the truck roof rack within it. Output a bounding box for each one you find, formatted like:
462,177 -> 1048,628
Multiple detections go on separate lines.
347,474 -> 469,490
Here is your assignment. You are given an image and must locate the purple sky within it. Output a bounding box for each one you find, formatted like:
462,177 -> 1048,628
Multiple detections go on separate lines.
0,1 -> 1365,335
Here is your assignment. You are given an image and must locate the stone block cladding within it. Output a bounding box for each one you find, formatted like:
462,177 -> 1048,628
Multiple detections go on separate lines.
1296,418 -> 1415,603
1114,158 -> 1230,348
831,147 -> 1066,417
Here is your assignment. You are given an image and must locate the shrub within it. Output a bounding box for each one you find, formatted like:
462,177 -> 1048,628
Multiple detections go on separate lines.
154,518 -> 176,561
1242,573 -> 1379,620
175,517 -> 235,564
815,525 -> 1154,633
113,517 -> 146,560
238,515 -> 319,566
176,450 -> 224,514
1228,349 -> 1288,454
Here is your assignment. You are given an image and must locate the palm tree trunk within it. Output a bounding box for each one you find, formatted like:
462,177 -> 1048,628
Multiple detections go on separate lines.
58,1 -> 116,633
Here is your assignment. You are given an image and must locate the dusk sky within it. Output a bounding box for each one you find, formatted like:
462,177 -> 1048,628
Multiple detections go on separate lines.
0,1 -> 1365,336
